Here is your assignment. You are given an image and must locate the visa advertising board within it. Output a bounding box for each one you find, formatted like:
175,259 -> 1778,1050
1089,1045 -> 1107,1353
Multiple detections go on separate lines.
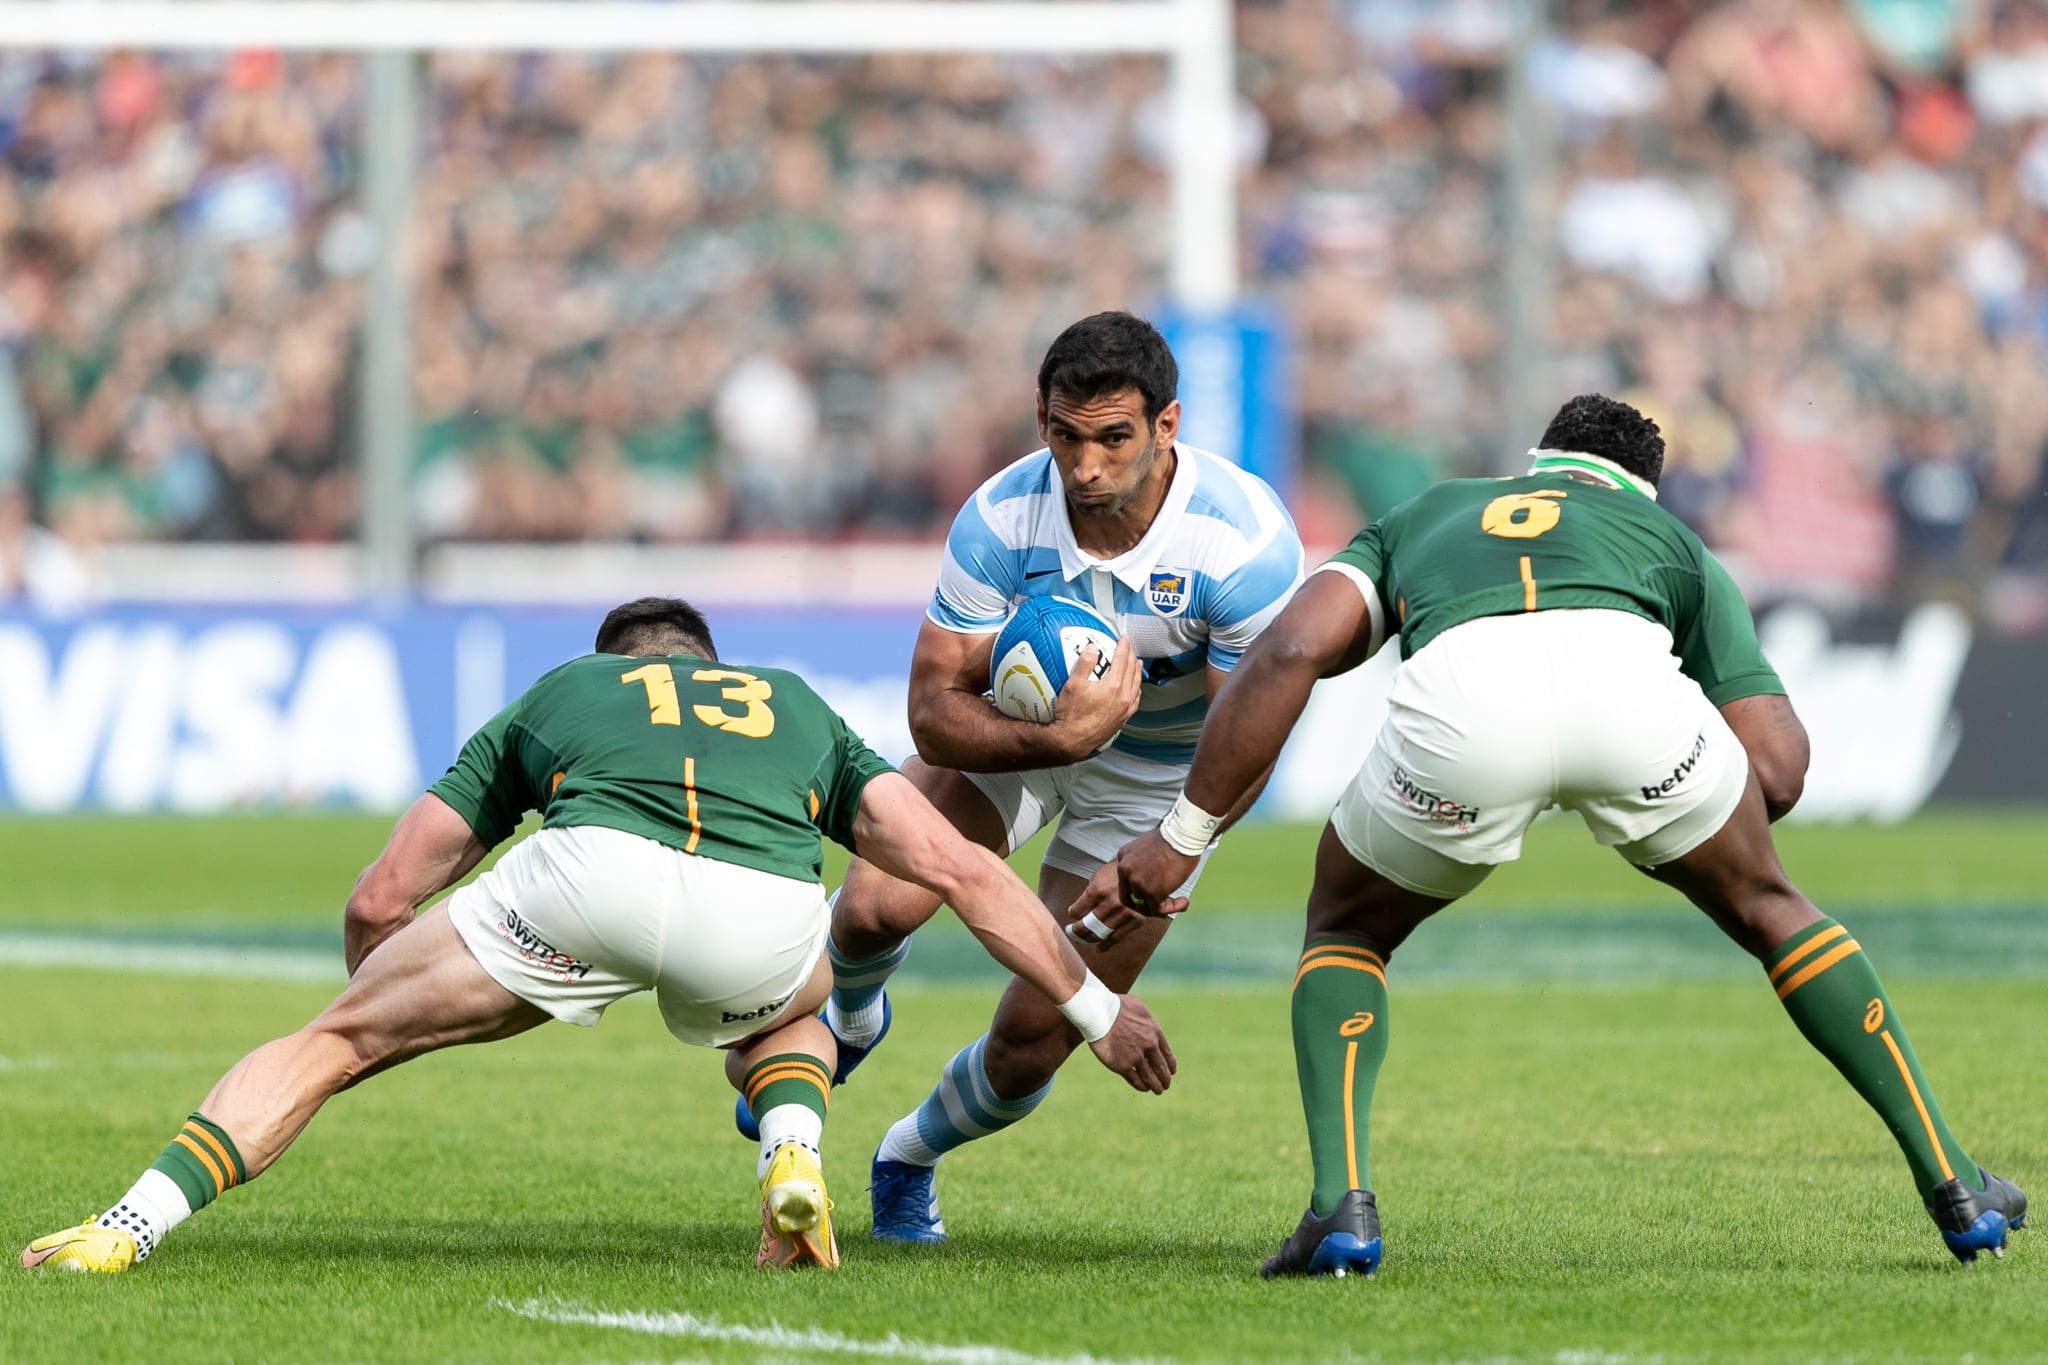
0,602 -> 2033,819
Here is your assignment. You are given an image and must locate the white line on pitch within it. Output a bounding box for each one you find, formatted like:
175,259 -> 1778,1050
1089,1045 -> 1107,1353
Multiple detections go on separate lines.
496,1297 -> 1170,1365
0,934 -> 342,984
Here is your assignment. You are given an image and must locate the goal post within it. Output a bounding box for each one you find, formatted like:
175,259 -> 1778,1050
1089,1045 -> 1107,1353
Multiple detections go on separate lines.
0,0 -> 1238,590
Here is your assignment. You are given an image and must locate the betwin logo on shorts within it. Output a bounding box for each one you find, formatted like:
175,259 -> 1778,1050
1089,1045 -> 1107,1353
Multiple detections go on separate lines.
498,907 -> 593,981
722,988 -> 799,1025
1388,765 -> 1480,829
1640,731 -> 1709,801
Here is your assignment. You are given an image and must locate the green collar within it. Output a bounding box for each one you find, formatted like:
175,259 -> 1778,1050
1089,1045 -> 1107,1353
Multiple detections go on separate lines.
1525,449 -> 1657,500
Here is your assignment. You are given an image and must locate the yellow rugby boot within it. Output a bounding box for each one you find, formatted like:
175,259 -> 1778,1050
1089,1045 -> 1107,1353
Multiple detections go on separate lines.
755,1143 -> 839,1269
20,1221 -> 138,1273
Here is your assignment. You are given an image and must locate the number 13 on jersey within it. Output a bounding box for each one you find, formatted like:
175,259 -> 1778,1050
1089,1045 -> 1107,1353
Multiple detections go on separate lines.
620,663 -> 776,738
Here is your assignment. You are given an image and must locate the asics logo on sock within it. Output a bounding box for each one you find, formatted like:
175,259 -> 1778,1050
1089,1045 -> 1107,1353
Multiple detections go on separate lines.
1339,1012 -> 1375,1038
1864,998 -> 1885,1033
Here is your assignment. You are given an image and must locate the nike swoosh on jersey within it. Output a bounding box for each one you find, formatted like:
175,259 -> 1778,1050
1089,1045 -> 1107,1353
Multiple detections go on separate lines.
1023,568 -> 1063,579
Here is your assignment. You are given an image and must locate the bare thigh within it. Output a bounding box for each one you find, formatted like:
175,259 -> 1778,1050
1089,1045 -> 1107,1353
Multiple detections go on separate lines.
1303,822 -> 1457,958
831,757 -> 1011,958
201,903 -> 551,1174
1643,771 -> 1821,961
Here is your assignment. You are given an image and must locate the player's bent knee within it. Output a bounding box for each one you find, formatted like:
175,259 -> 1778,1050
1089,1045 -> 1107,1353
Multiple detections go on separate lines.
983,1013 -> 1073,1097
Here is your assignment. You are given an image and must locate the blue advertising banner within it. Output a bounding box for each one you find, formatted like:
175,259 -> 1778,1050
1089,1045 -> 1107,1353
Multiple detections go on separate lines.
0,601 -> 2014,818
0,605 -> 925,813
1152,304 -> 1297,501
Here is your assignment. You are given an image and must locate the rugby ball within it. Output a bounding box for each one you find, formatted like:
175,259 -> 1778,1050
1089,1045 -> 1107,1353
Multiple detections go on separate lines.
990,596 -> 1119,724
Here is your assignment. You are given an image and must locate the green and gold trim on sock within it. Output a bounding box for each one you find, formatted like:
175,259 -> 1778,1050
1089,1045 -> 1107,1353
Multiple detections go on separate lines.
742,1054 -> 831,1123
1293,942 -> 1385,990
1768,921 -> 1860,999
150,1112 -> 247,1211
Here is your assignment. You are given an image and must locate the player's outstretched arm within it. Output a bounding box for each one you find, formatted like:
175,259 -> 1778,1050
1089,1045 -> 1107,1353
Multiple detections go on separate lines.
344,794 -> 492,974
850,771 -> 1176,1092
1117,570 -> 1377,911
908,618 -> 1140,772
1719,692 -> 1810,821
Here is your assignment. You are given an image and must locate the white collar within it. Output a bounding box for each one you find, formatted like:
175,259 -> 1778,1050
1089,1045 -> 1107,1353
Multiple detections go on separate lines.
1525,448 -> 1658,500
1055,445 -> 1197,587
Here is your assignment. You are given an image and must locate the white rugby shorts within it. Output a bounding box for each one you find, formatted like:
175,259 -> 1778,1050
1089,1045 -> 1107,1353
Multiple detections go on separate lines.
447,825 -> 829,1047
1329,609 -> 1750,899
964,744 -> 1212,896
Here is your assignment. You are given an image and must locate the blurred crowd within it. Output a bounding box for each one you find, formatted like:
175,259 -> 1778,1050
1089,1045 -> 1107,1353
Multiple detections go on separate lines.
1263,0 -> 2048,624
2,0 -> 2048,627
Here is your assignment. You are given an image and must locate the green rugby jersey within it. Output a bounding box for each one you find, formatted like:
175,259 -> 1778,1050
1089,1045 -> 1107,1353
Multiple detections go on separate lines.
1329,473 -> 1783,705
429,653 -> 895,882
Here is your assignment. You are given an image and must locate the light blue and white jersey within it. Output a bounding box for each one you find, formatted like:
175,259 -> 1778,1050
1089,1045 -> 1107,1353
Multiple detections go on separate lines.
929,443 -> 1304,765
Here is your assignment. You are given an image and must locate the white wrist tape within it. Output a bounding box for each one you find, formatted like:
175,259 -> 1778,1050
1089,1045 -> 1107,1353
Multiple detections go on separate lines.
1159,792 -> 1223,857
1057,970 -> 1121,1043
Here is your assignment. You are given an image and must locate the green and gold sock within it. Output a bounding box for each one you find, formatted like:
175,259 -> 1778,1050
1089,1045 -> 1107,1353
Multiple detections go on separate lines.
744,1053 -> 832,1178
1768,918 -> 1981,1195
148,1112 -> 247,1212
742,1054 -> 832,1127
1292,939 -> 1390,1217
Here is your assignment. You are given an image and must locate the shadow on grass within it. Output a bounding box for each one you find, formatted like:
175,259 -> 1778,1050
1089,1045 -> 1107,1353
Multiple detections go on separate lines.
183,1215 -> 1254,1279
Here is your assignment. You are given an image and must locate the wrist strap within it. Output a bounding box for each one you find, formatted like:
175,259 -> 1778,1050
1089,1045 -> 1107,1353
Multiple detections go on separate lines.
1159,792 -> 1222,857
1057,970 -> 1121,1043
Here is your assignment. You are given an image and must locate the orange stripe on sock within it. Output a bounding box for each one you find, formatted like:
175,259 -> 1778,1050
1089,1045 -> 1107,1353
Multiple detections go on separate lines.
1768,924 -> 1848,985
172,1134 -> 226,1197
1879,1029 -> 1955,1185
1342,1040 -> 1361,1192
1293,956 -> 1387,990
183,1123 -> 237,1188
746,1061 -> 831,1096
1300,944 -> 1385,971
746,1063 -> 831,1108
1774,938 -> 1861,1000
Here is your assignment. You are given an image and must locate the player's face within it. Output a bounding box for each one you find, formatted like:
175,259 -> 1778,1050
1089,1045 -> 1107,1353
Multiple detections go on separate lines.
1038,387 -> 1180,521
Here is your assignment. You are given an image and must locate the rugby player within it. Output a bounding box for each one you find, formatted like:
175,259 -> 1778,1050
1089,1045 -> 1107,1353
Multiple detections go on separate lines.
741,312 -> 1303,1244
20,597 -> 1175,1275
1104,395 -> 2027,1275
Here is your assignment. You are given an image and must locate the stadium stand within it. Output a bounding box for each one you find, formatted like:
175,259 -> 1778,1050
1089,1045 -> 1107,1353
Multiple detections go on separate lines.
0,0 -> 2045,624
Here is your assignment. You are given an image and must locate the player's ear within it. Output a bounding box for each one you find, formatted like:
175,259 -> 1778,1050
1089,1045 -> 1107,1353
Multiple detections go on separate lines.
1153,398 -> 1180,446
1035,389 -> 1050,442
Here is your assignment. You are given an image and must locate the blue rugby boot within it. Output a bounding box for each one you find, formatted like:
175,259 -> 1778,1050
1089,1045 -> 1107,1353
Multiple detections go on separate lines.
869,1153 -> 947,1245
1260,1189 -> 1382,1279
1926,1169 -> 2027,1265
736,994 -> 894,1140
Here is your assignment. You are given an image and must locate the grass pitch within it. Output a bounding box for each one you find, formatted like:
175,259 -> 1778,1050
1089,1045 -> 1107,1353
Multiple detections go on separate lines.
2,813 -> 2045,1364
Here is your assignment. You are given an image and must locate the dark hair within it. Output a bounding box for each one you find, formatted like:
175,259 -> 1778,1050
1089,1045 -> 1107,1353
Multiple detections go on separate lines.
1536,394 -> 1665,487
595,597 -> 717,659
1036,311 -> 1179,424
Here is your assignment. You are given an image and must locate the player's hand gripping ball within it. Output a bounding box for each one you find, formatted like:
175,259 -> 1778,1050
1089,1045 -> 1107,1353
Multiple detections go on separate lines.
990,596 -> 1120,725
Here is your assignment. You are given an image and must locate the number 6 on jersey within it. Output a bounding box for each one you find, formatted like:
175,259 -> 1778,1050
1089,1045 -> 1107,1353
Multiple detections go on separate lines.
1481,490 -> 1567,539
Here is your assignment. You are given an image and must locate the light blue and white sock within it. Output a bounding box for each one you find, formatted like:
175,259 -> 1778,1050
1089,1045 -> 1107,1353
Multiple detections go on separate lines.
826,926 -> 911,1049
874,1036 -> 1054,1167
